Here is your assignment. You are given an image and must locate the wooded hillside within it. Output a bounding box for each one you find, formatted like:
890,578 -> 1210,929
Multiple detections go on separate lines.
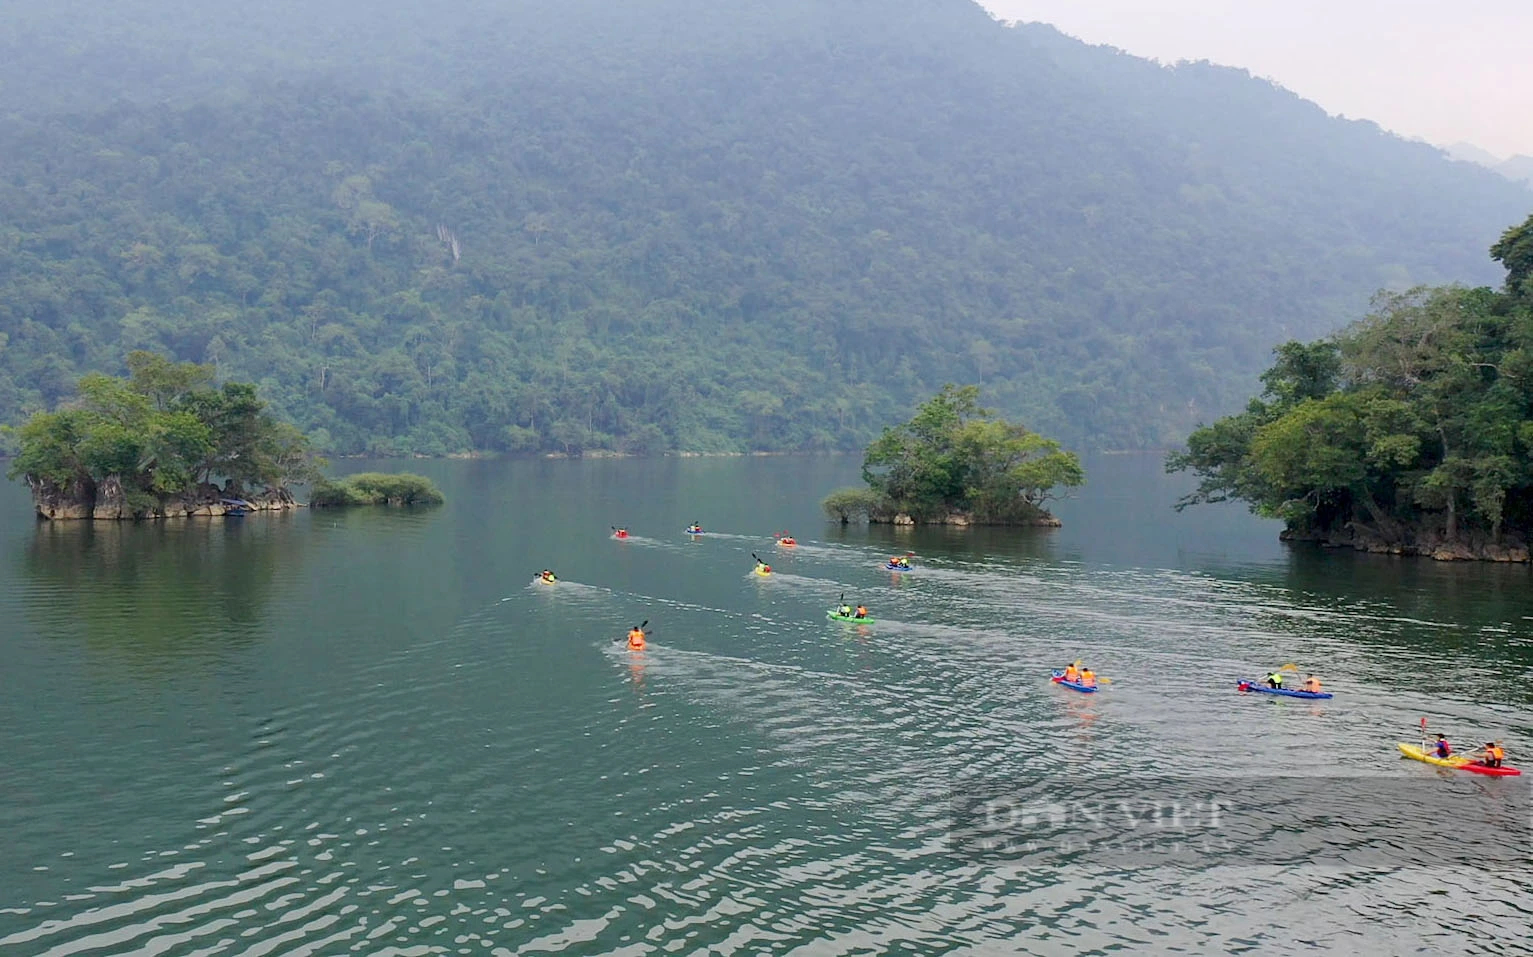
0,0 -> 1525,454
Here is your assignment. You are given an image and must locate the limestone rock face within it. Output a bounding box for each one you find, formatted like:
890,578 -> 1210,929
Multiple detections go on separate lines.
28,476 -> 97,520
26,474 -> 301,520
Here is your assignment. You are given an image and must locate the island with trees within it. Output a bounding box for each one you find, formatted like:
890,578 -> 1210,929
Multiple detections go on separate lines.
6,352 -> 441,518
823,385 -> 1084,526
1167,213 -> 1533,562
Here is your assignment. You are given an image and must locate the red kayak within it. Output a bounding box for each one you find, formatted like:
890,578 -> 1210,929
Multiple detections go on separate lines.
1398,743 -> 1521,776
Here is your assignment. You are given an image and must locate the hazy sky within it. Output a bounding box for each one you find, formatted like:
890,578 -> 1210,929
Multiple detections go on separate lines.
980,1 -> 1533,158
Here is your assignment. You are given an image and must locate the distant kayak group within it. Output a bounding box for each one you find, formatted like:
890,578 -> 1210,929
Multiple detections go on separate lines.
1052,659 -> 1518,777
567,526 -> 1519,779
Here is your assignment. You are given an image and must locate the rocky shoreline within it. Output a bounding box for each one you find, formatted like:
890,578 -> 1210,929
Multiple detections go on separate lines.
1281,526 -> 1530,563
868,510 -> 1062,528
27,476 -> 300,520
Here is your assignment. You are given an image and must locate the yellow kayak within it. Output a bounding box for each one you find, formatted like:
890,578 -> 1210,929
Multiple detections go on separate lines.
754,566 -> 772,577
1397,742 -> 1521,776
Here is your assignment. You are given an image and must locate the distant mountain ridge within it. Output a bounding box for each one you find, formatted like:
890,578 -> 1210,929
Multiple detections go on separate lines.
1445,142 -> 1533,189
0,0 -> 1527,454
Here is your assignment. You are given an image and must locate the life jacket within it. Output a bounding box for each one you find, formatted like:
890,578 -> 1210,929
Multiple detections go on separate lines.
1435,740 -> 1451,757
1079,670 -> 1096,686
856,606 -> 867,617
839,606 -> 852,616
1488,745 -> 1504,762
1063,667 -> 1080,682
1304,678 -> 1321,692
1269,674 -> 1283,686
627,629 -> 646,650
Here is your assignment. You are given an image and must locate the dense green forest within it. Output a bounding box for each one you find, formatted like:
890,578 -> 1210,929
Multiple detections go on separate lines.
1168,214 -> 1533,560
0,0 -> 1527,454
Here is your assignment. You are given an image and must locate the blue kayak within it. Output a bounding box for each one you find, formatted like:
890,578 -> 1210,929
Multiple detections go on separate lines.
1050,670 -> 1098,693
1237,679 -> 1332,699
885,563 -> 913,571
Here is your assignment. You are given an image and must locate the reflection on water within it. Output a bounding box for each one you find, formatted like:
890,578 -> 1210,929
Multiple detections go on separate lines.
20,516 -> 304,669
0,455 -> 1529,956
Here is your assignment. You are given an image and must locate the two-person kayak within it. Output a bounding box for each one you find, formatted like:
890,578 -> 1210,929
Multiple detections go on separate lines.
1050,670 -> 1098,693
1237,679 -> 1332,700
827,610 -> 874,623
1397,742 -> 1521,776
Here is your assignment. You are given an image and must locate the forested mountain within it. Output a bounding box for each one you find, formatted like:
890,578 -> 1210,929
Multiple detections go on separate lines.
1,0 -> 1527,454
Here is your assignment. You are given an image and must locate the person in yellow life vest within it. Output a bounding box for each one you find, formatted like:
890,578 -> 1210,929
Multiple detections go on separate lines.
627,626 -> 646,651
838,602 -> 853,617
855,604 -> 868,619
1302,674 -> 1322,693
1480,742 -> 1505,768
1078,668 -> 1097,688
540,569 -> 557,583
1062,664 -> 1080,683
1265,671 -> 1284,689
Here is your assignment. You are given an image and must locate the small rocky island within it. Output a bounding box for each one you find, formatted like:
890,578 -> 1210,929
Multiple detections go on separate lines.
7,352 -> 440,518
822,385 -> 1084,526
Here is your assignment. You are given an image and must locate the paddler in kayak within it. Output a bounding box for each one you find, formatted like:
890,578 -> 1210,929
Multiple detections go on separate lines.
855,604 -> 869,620
686,522 -> 703,534
626,625 -> 647,651
613,526 -> 630,539
1264,671 -> 1285,689
1301,674 -> 1322,693
539,569 -> 557,584
1431,734 -> 1452,759
1062,664 -> 1081,683
889,555 -> 911,569
755,560 -> 772,575
837,602 -> 854,617
1476,741 -> 1505,768
1078,667 -> 1097,688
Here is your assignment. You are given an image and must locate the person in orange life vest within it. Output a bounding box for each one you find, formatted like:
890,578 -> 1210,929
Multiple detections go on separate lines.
1431,734 -> 1451,759
1479,742 -> 1505,768
855,604 -> 868,619
627,626 -> 646,651
1078,668 -> 1097,688
1062,664 -> 1081,683
1302,674 -> 1322,693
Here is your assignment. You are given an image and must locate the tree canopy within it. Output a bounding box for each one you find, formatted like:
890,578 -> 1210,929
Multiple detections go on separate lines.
1168,213 -> 1533,558
7,352 -> 319,513
838,385 -> 1083,523
0,0 -> 1527,455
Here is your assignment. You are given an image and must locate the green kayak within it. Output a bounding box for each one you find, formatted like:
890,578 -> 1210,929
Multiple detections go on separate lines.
827,610 -> 875,624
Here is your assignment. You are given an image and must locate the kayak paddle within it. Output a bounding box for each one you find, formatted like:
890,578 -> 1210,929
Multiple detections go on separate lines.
613,619 -> 650,642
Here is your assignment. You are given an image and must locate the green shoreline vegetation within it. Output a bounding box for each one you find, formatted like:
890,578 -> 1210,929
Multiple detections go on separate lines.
310,473 -> 444,508
823,385 -> 1084,526
5,352 -> 442,518
1168,213 -> 1533,562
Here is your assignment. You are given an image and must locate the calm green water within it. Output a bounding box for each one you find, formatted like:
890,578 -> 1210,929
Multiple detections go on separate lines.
1,454 -> 1529,955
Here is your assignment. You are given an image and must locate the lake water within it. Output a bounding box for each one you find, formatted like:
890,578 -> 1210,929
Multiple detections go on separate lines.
1,454 -> 1529,955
